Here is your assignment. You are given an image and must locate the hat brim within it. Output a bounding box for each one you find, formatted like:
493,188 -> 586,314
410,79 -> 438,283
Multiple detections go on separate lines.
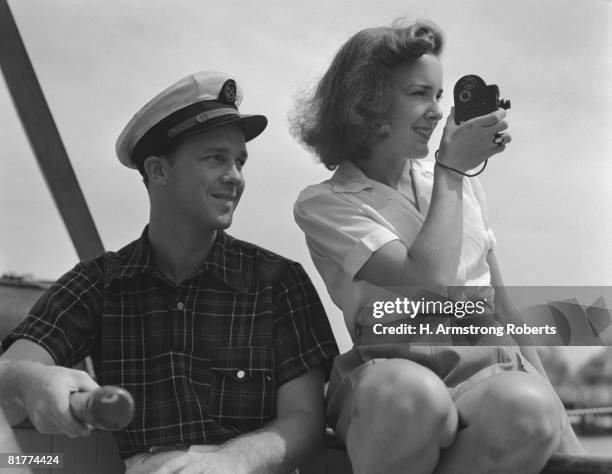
240,114 -> 268,142
179,113 -> 268,144
124,113 -> 268,170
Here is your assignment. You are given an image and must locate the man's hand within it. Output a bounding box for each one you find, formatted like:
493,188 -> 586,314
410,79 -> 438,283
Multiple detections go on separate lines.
17,362 -> 99,437
1,339 -> 98,436
151,450 -> 246,474
148,368 -> 325,474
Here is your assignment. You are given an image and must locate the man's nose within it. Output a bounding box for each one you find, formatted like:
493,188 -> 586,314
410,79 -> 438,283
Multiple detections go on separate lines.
221,163 -> 243,185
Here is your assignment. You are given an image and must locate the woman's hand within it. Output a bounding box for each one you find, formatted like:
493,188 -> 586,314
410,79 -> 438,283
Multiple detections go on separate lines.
436,107 -> 511,173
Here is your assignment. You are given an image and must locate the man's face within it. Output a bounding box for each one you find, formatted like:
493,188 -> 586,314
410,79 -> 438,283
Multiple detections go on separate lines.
163,123 -> 247,232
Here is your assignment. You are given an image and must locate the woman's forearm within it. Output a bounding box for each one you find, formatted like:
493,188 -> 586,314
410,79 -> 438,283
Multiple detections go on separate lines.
408,163 -> 465,285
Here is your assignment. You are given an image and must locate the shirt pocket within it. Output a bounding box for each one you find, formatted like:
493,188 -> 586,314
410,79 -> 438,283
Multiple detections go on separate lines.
208,346 -> 276,430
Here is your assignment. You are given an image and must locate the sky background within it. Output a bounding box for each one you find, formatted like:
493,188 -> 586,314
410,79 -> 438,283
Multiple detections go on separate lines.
1,0 -> 611,367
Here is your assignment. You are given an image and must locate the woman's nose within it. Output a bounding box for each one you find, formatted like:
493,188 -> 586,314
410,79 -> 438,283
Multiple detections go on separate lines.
426,102 -> 443,121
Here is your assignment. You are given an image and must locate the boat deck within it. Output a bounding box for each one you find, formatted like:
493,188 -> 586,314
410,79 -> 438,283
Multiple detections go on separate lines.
7,423 -> 612,474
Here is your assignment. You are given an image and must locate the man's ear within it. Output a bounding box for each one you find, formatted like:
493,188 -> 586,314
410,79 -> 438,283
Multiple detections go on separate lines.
143,155 -> 168,186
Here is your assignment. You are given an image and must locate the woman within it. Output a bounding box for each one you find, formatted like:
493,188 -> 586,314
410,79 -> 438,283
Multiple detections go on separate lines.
292,20 -> 582,474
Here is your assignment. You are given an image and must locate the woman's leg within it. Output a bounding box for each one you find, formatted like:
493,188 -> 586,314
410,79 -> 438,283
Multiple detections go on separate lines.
435,371 -> 565,474
342,359 -> 458,474
556,421 -> 585,454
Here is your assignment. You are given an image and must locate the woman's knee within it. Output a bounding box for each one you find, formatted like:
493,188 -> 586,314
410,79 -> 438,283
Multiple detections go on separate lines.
480,375 -> 562,459
351,359 -> 456,438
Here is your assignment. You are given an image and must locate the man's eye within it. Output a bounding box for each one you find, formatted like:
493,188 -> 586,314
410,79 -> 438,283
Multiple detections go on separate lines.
203,155 -> 223,162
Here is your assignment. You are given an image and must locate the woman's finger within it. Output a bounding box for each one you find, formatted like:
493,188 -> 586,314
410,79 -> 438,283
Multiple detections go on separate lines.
471,109 -> 506,128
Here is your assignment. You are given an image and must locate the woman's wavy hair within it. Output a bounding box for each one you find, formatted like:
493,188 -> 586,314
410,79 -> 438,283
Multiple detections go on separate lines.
291,20 -> 444,170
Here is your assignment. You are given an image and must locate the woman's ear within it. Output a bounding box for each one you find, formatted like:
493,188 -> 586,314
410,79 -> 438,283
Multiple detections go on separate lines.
143,155 -> 168,186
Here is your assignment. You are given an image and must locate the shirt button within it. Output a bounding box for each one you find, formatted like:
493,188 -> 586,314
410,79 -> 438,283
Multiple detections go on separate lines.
236,370 -> 246,379
176,301 -> 184,310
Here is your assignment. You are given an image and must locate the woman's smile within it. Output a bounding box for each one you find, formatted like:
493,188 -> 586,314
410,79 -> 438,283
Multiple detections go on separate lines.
412,126 -> 434,140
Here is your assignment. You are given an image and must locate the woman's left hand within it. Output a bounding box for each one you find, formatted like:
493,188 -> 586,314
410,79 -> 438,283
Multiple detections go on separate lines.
436,107 -> 511,173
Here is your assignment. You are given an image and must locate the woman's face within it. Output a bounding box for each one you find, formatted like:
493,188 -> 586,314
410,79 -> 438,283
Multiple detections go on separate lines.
378,53 -> 444,160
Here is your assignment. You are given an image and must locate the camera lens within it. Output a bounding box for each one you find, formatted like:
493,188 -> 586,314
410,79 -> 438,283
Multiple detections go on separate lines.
459,90 -> 471,103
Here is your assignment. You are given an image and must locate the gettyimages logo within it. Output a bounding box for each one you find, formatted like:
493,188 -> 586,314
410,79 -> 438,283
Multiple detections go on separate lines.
522,295 -> 612,345
362,287 -> 612,346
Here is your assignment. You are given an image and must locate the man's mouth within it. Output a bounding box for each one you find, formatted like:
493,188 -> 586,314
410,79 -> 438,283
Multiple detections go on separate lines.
211,193 -> 236,202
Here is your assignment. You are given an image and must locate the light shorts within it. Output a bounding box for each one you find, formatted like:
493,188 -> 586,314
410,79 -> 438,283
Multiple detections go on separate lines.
326,345 -> 568,444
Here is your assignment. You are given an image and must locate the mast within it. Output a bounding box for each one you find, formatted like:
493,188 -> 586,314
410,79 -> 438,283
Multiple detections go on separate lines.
0,0 -> 104,261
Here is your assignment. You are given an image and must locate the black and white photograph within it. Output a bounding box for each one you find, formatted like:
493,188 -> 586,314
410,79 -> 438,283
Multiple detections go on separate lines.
0,0 -> 611,472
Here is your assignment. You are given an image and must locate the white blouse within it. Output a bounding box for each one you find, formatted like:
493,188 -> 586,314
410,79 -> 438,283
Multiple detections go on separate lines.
294,158 -> 497,342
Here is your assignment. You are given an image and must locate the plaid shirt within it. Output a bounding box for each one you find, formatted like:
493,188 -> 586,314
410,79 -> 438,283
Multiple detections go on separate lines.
3,228 -> 339,458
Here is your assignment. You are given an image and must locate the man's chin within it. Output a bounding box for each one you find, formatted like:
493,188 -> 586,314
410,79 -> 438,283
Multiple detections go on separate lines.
214,216 -> 233,230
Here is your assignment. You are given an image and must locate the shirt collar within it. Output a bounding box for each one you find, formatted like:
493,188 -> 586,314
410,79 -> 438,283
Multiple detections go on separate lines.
204,230 -> 250,294
110,226 -> 155,280
328,161 -> 374,193
328,159 -> 425,193
109,226 -> 250,293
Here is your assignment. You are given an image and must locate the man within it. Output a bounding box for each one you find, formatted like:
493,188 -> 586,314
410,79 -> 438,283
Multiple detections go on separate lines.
0,71 -> 339,474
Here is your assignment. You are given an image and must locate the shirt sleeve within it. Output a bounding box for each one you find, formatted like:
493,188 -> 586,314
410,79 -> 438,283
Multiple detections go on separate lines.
1,259 -> 103,367
272,262 -> 339,385
294,187 -> 400,278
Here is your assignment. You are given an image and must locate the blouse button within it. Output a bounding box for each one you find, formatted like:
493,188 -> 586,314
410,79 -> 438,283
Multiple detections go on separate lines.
176,301 -> 184,310
236,370 -> 246,379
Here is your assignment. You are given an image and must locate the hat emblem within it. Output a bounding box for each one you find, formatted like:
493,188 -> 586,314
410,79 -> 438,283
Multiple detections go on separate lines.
220,79 -> 237,105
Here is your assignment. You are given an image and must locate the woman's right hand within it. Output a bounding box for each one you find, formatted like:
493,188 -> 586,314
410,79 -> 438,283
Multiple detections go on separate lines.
436,107 -> 511,173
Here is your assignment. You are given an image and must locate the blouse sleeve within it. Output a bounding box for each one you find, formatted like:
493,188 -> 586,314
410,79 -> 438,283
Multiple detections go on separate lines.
294,186 -> 400,278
